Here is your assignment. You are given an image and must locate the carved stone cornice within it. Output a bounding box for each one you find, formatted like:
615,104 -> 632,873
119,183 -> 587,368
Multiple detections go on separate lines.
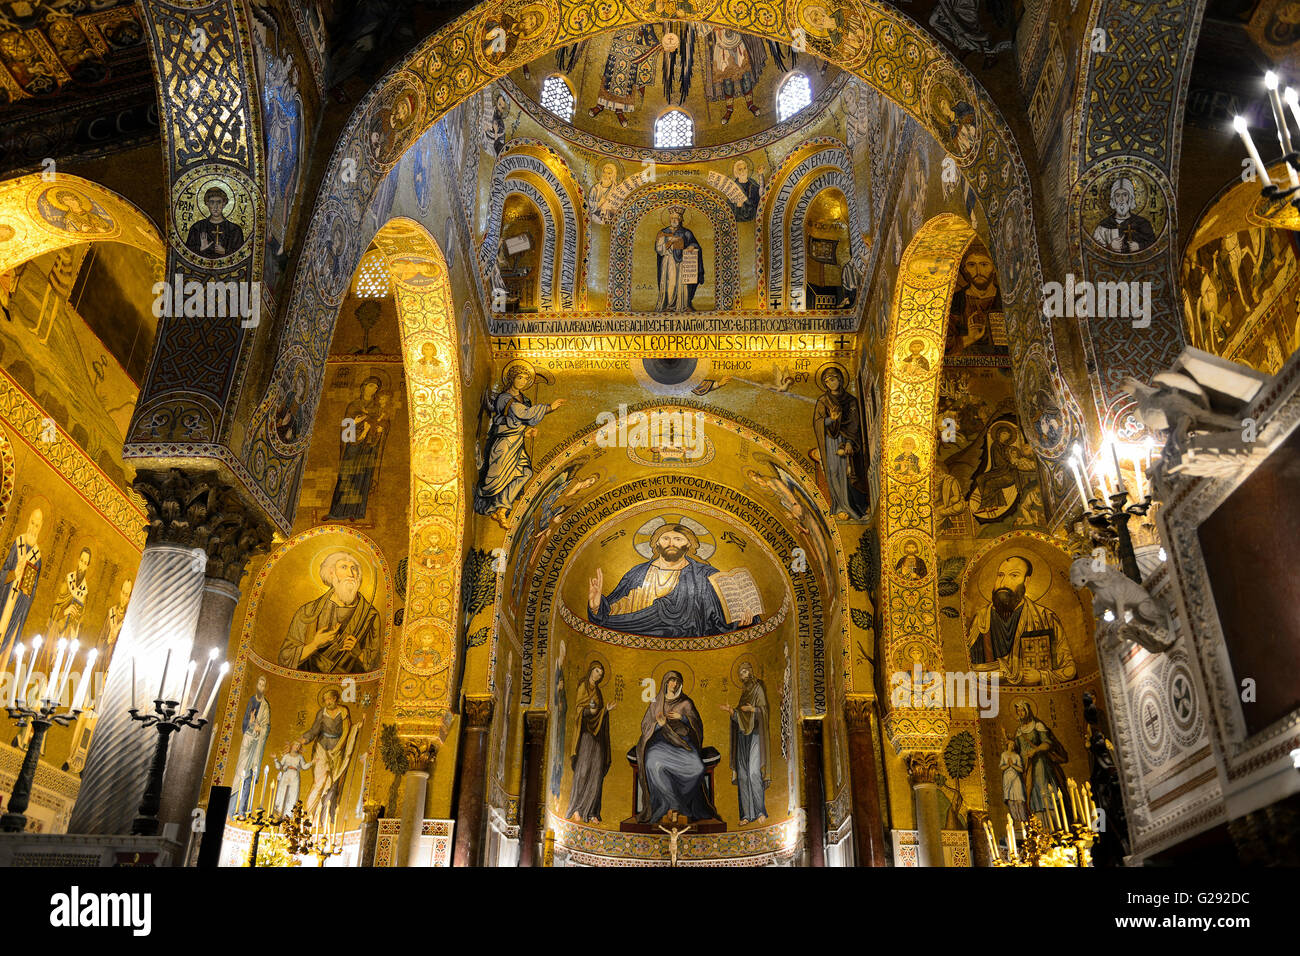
905,752 -> 942,787
463,695 -> 495,729
844,694 -> 876,732
132,468 -> 273,583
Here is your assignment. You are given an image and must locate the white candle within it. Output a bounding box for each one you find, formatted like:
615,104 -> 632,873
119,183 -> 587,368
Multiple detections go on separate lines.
47,638 -> 67,703
9,643 -> 23,708
178,659 -> 197,711
202,662 -> 229,719
157,648 -> 171,701
1235,115 -> 1273,186
1286,87 -> 1300,158
23,635 -> 42,706
1265,73 -> 1299,186
130,655 -> 137,711
1006,813 -> 1017,859
1109,438 -> 1127,493
57,639 -> 78,704
1069,454 -> 1090,505
71,650 -> 97,711
195,648 -> 217,711
260,766 -> 269,809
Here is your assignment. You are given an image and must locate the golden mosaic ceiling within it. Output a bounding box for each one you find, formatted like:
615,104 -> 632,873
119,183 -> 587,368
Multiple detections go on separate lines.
505,23 -> 844,153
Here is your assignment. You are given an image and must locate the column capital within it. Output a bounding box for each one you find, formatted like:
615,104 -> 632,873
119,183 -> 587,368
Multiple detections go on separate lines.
905,751 -> 943,787
801,716 -> 824,745
463,695 -> 495,728
523,709 -> 548,735
132,468 -> 273,584
363,801 -> 384,823
401,737 -> 439,773
843,694 -> 876,731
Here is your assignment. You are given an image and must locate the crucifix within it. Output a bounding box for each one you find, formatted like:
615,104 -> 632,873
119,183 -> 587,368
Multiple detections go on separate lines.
658,823 -> 693,867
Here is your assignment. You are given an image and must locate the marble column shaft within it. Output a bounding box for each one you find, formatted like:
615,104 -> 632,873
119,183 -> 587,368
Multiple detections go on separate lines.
908,752 -> 945,868
452,696 -> 494,867
844,695 -> 887,867
801,718 -> 826,868
518,710 -> 547,867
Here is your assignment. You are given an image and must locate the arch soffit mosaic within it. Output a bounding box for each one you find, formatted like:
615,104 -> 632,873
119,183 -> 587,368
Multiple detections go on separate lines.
0,173 -> 165,274
367,216 -> 467,732
240,0 -> 1082,534
879,212 -> 976,753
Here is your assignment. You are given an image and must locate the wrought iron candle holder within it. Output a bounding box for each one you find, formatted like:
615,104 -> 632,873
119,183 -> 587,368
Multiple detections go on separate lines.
233,805 -> 283,867
1083,489 -> 1153,584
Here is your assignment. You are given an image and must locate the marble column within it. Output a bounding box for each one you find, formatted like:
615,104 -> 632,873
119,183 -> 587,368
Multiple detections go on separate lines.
452,696 -> 494,867
907,752 -> 944,868
968,808 -> 994,867
359,801 -> 383,867
69,469 -> 271,836
396,739 -> 436,867
801,717 -> 826,868
843,694 -> 887,867
518,710 -> 547,867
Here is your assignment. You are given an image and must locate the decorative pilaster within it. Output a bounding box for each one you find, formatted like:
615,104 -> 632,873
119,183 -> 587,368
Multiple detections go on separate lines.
69,469 -> 271,836
396,738 -> 437,867
518,710 -> 547,867
906,752 -> 944,868
844,694 -> 887,867
452,696 -> 494,867
801,718 -> 826,868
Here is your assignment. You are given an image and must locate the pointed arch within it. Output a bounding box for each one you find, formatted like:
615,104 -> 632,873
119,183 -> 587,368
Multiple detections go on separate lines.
479,142 -> 583,310
879,213 -> 977,753
241,2 -> 1086,537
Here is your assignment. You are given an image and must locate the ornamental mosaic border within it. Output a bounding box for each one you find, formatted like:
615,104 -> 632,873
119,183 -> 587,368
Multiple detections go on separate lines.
557,593 -> 791,649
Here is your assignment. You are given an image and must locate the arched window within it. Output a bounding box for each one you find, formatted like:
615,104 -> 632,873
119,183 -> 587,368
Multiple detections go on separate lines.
353,249 -> 391,297
654,110 -> 694,148
777,73 -> 813,122
540,74 -> 575,122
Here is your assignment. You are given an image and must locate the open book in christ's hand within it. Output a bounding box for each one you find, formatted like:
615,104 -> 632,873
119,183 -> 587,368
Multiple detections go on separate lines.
708,568 -> 763,625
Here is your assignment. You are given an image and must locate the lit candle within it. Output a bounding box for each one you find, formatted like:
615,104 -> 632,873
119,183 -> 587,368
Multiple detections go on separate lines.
157,648 -> 172,701
71,650 -> 98,711
9,643 -> 23,708
1068,778 -> 1081,821
1286,87 -> 1300,154
130,655 -> 137,711
178,659 -> 197,712
47,638 -> 67,703
1108,436 -> 1127,494
1058,789 -> 1070,828
1069,451 -> 1090,505
260,766 -> 269,809
22,636 -> 41,705
56,640 -> 78,704
203,662 -> 230,719
1265,73 -> 1299,185
1006,813 -> 1017,859
1234,115 -> 1273,186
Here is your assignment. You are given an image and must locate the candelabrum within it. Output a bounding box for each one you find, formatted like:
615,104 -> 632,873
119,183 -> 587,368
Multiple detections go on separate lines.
279,800 -> 315,859
233,805 -> 283,867
1234,72 -> 1300,219
1083,488 -> 1152,584
313,834 -> 343,867
127,648 -> 229,836
985,781 -> 1099,867
1,636 -> 97,832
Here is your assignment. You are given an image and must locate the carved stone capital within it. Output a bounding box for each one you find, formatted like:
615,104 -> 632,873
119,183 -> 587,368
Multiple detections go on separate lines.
844,694 -> 875,732
523,709 -> 548,737
363,801 -> 384,823
905,751 -> 942,787
133,468 -> 273,583
463,695 -> 495,728
401,737 -> 439,773
801,717 -> 824,747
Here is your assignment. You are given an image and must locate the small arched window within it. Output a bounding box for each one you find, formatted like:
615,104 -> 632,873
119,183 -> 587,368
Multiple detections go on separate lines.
654,110 -> 694,148
777,73 -> 813,122
540,74 -> 575,122
353,249 -> 391,298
